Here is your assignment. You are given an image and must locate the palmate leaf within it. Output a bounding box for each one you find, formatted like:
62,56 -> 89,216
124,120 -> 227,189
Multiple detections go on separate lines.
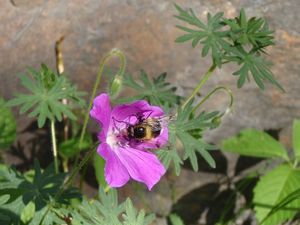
175,5 -> 283,91
72,187 -> 155,225
224,8 -> 274,49
175,101 -> 218,170
174,4 -> 230,67
7,64 -> 86,128
253,164 -> 300,225
159,100 -> 217,175
118,70 -> 181,107
122,199 -> 155,225
228,47 -> 284,91
0,162 -> 81,225
72,188 -> 123,225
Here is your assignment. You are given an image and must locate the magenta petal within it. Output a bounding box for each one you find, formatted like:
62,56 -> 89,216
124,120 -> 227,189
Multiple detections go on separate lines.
90,93 -> 111,141
97,143 -> 130,187
111,100 -> 164,123
116,147 -> 166,190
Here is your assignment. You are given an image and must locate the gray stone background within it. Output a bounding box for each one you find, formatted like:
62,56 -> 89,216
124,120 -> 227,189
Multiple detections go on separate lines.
1,0 -> 300,224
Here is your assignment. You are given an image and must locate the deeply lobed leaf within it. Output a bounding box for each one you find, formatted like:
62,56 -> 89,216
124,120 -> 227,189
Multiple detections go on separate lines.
175,4 -> 283,91
160,100 -> 218,174
119,70 -> 181,107
7,64 -> 86,128
72,187 -> 154,225
0,162 -> 81,225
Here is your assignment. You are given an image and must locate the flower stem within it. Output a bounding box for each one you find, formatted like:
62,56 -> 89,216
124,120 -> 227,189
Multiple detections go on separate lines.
50,120 -> 59,173
56,143 -> 97,199
41,144 -> 97,225
181,64 -> 216,109
78,49 -> 126,150
191,86 -> 234,115
65,145 -> 96,188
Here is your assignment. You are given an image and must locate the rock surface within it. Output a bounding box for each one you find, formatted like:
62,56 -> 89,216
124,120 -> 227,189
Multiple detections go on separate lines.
1,0 -> 299,142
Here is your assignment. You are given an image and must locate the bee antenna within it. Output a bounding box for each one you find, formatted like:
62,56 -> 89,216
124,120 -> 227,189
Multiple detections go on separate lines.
142,110 -> 153,119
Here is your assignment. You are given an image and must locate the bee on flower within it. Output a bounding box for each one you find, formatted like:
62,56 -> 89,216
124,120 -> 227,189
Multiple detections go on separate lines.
90,93 -> 169,190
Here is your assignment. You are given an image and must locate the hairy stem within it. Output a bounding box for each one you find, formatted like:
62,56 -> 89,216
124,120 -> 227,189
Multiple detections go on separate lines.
181,64 -> 216,109
57,143 -> 97,199
41,144 -> 97,225
50,120 -> 59,174
191,86 -> 234,115
78,49 -> 126,150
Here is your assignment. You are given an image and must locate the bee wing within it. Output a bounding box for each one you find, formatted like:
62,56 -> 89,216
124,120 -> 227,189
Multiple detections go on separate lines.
156,115 -> 176,127
143,115 -> 176,130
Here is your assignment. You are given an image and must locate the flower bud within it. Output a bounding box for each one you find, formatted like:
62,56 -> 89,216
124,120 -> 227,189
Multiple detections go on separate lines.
109,74 -> 123,98
211,115 -> 222,128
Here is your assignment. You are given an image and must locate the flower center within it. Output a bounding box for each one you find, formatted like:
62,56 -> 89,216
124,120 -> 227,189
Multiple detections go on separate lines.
106,130 -> 119,149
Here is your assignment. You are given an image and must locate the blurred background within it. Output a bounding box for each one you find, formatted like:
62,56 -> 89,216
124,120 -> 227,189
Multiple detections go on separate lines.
1,0 -> 300,224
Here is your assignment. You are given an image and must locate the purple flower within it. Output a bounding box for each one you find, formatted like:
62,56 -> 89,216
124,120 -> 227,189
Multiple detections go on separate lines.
90,93 -> 167,190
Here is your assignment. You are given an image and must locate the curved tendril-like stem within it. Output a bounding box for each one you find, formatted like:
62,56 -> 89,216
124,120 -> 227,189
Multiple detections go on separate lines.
78,48 -> 126,149
181,64 -> 216,109
191,86 -> 234,116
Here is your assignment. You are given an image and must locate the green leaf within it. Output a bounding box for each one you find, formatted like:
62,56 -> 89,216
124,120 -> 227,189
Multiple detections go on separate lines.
157,147 -> 183,176
7,64 -> 86,128
0,162 -> 81,225
221,129 -> 289,160
0,194 -> 10,205
175,5 -> 282,90
254,164 -> 300,225
93,153 -> 107,187
59,134 -> 92,158
166,101 -> 218,174
20,201 -> 35,224
229,48 -> 284,91
224,9 -> 274,49
174,4 -> 230,67
169,214 -> 185,225
293,119 -> 300,160
260,188 -> 300,224
72,187 -> 155,225
118,71 -> 181,107
0,98 -> 16,149
122,199 -> 155,225
72,187 -> 124,225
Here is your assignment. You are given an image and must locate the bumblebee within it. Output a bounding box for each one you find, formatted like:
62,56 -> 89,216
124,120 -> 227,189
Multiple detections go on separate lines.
126,115 -> 175,141
127,118 -> 162,141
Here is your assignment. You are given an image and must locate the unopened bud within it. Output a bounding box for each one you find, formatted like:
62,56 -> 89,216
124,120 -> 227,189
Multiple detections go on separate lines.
211,116 -> 222,128
110,74 -> 123,98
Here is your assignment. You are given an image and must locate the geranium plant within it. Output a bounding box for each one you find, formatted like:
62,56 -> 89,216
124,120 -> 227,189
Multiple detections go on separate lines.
0,4 -> 284,225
